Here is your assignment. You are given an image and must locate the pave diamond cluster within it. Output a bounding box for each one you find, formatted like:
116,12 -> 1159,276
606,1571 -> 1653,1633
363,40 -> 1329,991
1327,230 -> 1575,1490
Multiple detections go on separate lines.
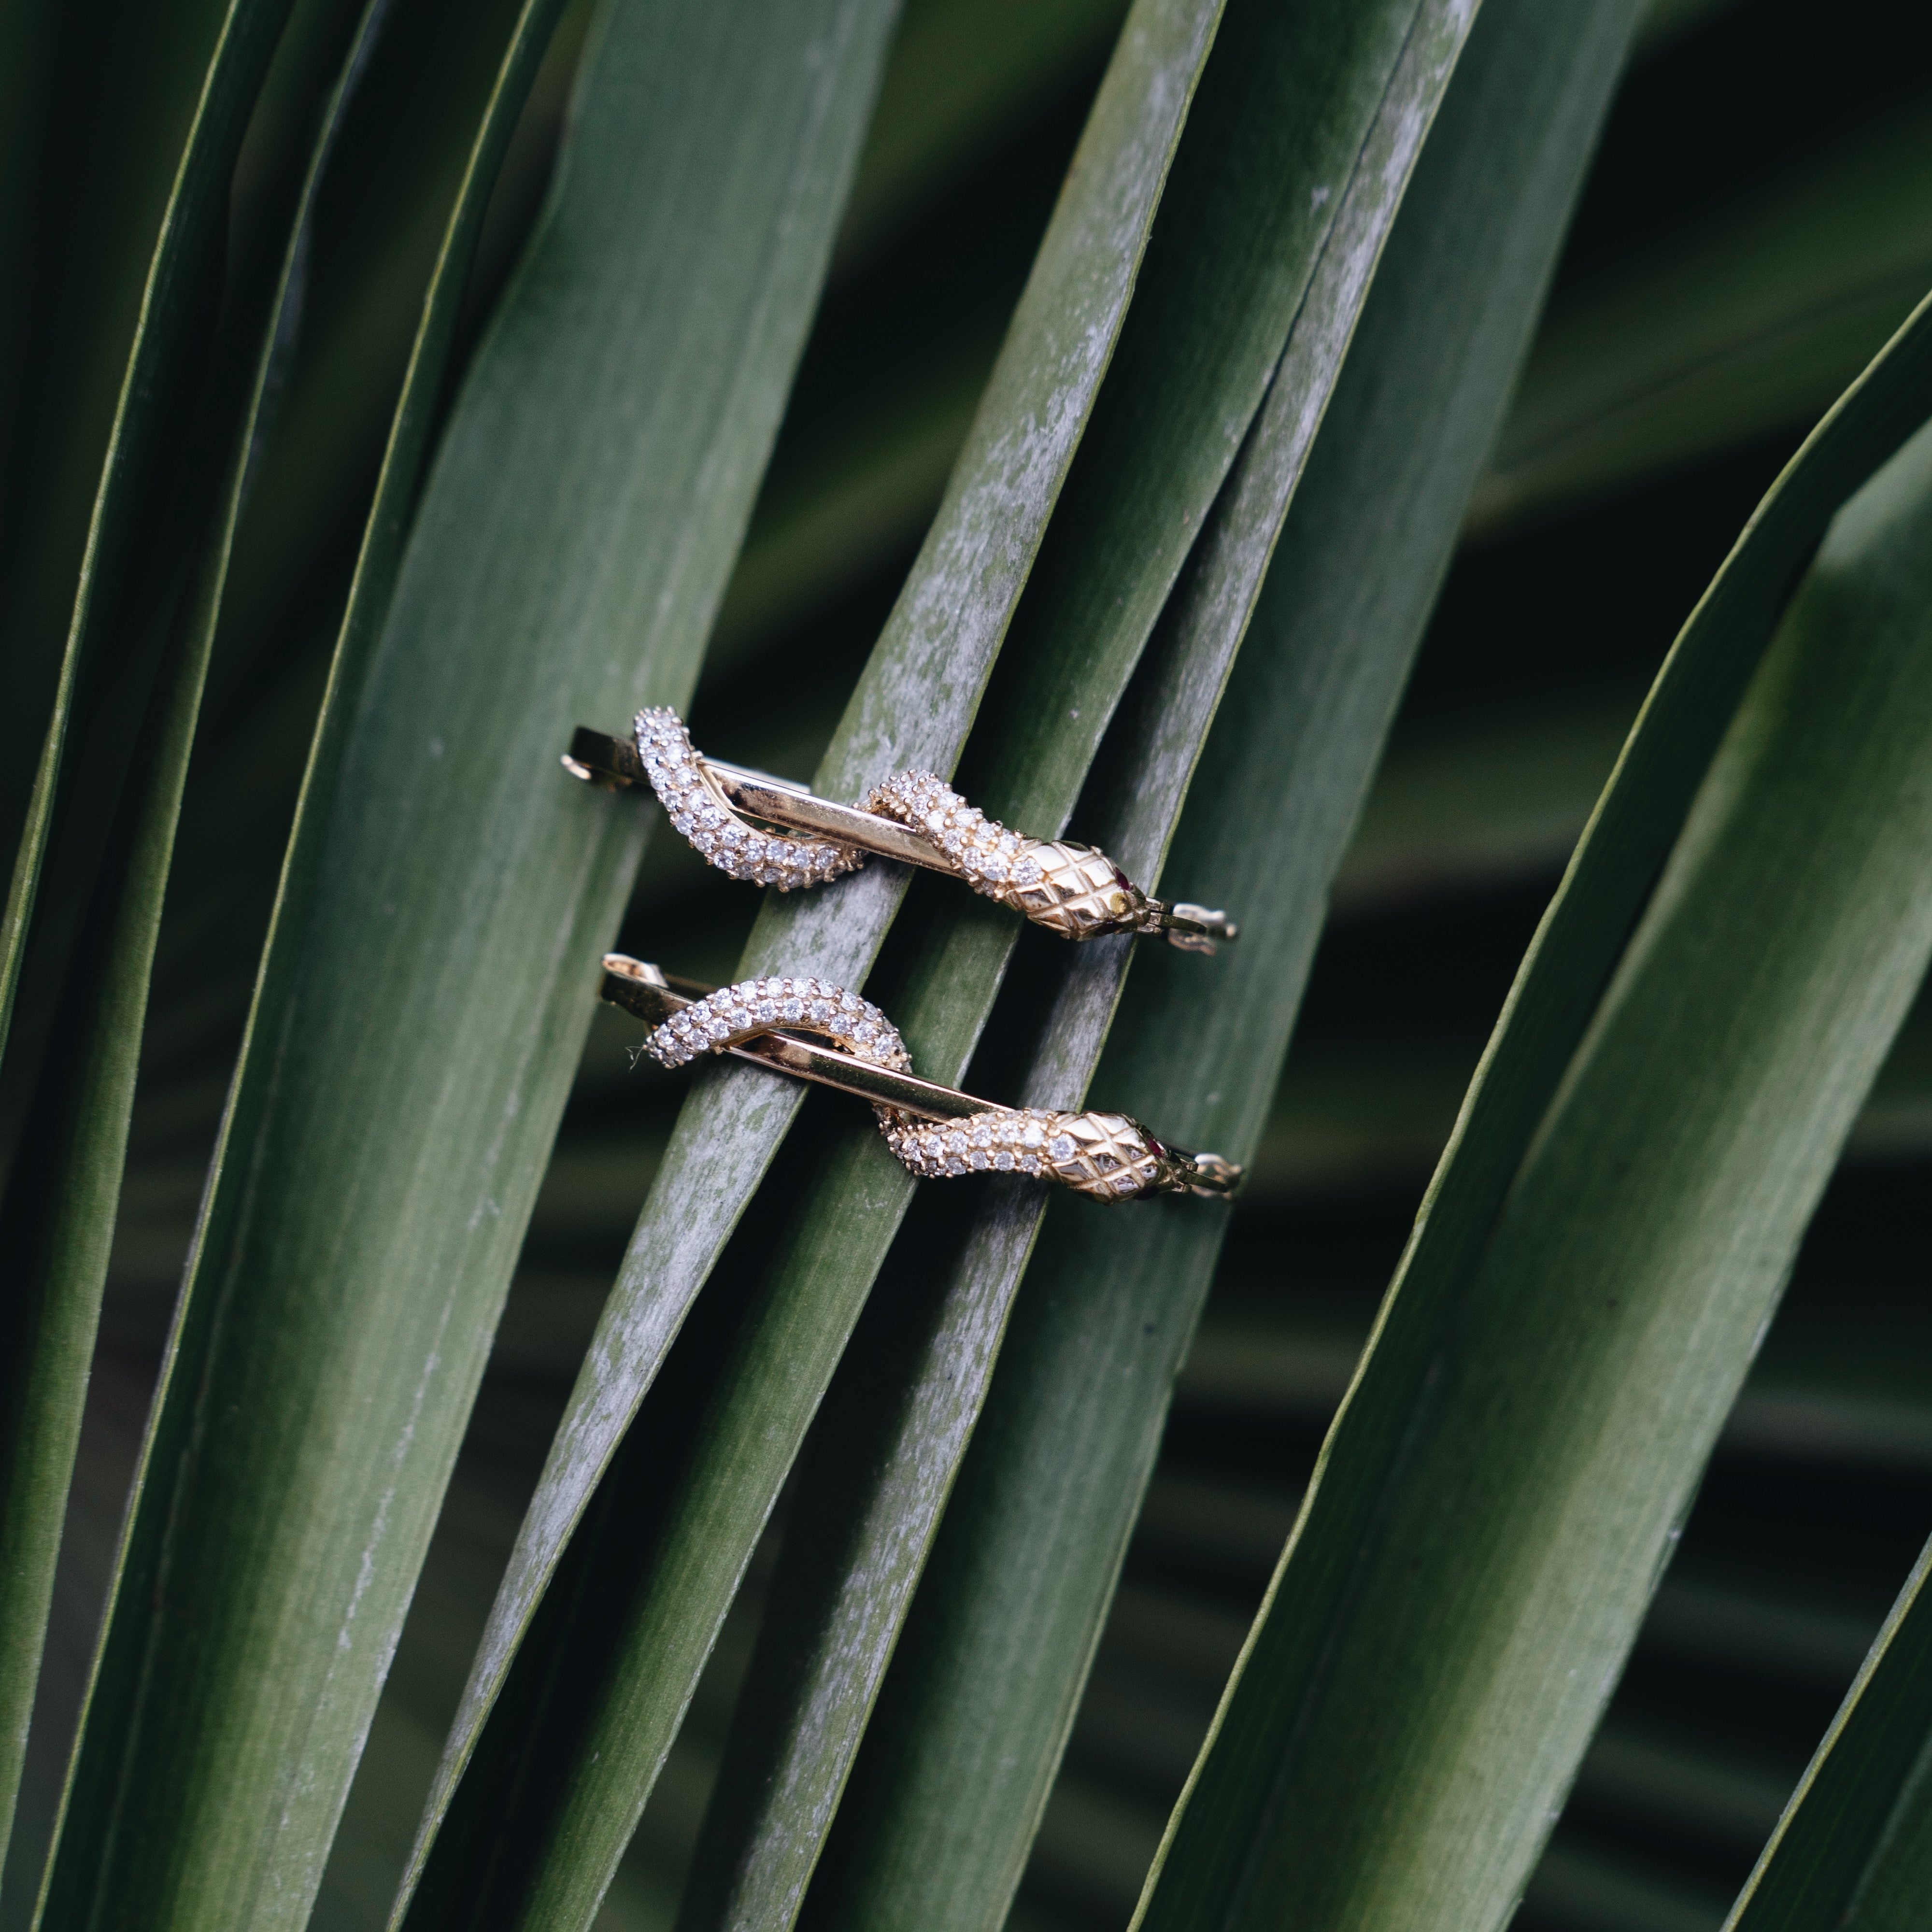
883,1108 -> 1056,1180
635,708 -> 862,890
866,770 -> 1151,940
863,771 -> 1044,895
886,1107 -> 1170,1201
643,977 -> 909,1072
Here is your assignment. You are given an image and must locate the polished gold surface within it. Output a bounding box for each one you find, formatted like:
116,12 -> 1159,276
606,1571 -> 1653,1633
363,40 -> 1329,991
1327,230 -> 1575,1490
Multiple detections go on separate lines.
707,761 -> 945,872
565,715 -> 1238,951
600,954 -> 1242,1200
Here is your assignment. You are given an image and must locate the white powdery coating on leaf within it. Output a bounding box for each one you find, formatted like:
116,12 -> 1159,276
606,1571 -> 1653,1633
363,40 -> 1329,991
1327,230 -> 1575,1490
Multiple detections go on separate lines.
420,10 -> 1228,1908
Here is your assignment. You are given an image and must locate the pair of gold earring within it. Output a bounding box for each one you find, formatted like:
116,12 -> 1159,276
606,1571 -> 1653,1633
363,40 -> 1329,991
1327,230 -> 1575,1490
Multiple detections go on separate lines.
566,710 -> 1242,1203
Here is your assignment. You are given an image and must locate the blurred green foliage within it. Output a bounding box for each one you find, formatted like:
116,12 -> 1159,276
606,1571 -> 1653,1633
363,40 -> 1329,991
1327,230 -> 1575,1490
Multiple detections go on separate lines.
4,0 -> 1932,1926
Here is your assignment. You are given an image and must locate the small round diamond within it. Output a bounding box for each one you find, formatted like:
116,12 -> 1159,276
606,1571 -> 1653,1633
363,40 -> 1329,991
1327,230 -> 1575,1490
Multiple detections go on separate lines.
637,714 -> 865,889
1048,1134 -> 1074,1161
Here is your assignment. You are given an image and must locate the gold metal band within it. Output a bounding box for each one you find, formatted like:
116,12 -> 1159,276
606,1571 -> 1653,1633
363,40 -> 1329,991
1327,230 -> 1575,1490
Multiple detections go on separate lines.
564,713 -> 1237,952
600,955 -> 1241,1202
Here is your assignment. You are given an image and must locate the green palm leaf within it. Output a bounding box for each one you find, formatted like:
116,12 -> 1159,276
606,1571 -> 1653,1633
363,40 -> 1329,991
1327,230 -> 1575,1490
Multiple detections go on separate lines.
800,6 -> 1646,1924
1722,1539 -> 1932,1927
1134,310 -> 1932,1931
34,1 -> 897,1921
6,6 -> 1932,1930
671,10 -> 1516,1926
397,7 -> 1490,1927
0,0 -> 300,1869
0,0 -> 295,1057
390,1 -> 1230,1911
1475,97 -> 1932,530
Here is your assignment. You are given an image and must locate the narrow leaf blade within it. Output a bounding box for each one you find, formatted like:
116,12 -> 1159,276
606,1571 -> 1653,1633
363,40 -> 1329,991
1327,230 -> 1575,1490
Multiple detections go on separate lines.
1135,317 -> 1932,1932
390,2 -> 1232,1905
37,0 -> 896,1922
1722,1536 -> 1932,1929
801,6 -> 1647,1924
677,3 -> 1499,1922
